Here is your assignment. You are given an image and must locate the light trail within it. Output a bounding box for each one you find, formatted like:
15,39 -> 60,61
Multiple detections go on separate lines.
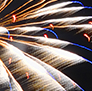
0,59 -> 23,91
0,33 -> 92,53
0,36 -> 86,69
44,24 -> 92,34
0,0 -> 13,13
6,16 -> 92,29
72,1 -> 92,9
0,27 -> 10,38
24,52 -> 84,91
44,28 -> 58,39
26,7 -> 84,19
33,1 -> 72,14
0,40 -> 66,91
8,26 -> 58,39
0,0 -> 57,25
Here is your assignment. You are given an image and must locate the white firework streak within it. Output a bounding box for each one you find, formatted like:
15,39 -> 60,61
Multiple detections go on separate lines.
27,7 -> 84,18
33,1 -> 73,14
24,52 -> 83,91
0,36 -> 86,69
0,40 -> 66,91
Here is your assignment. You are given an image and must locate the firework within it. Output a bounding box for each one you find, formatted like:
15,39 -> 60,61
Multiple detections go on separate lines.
0,0 -> 92,91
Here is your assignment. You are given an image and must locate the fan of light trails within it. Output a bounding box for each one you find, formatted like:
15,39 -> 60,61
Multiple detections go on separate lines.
0,0 -> 92,91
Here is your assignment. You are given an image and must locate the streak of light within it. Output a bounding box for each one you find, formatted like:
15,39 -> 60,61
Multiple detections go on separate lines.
17,0 -> 57,20
72,1 -> 84,6
0,36 -> 85,68
83,57 -> 92,64
6,16 -> 92,29
10,26 -> 43,31
72,43 -> 92,52
0,59 -> 11,90
0,0 -> 8,10
0,33 -> 92,53
0,0 -> 33,21
0,35 -> 86,69
0,40 -> 65,91
27,7 -> 84,19
44,24 -> 92,34
44,28 -> 58,39
72,1 -> 92,9
34,1 -> 73,14
0,59 -> 23,91
9,81 -> 12,91
0,0 -> 91,90
24,52 -> 84,91
42,16 -> 92,25
8,26 -> 58,39
83,33 -> 90,42
0,27 -> 10,38
0,0 -> 13,13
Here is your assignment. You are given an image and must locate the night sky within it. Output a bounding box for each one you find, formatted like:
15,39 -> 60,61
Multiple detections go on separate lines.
1,0 -> 92,91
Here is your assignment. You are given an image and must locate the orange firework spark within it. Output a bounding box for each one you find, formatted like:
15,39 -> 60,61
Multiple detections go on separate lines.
10,36 -> 13,41
83,33 -> 90,42
58,73 -> 61,80
9,57 -> 12,64
12,14 -> 16,22
44,34 -> 48,38
49,23 -> 54,29
89,21 -> 92,24
26,72 -> 29,79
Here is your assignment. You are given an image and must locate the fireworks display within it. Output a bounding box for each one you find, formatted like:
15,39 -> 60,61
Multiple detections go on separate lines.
0,0 -> 92,91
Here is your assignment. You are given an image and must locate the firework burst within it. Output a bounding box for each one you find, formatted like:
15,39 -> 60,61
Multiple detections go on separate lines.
0,0 -> 92,91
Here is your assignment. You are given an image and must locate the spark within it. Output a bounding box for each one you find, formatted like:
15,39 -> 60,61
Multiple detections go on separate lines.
89,21 -> 92,24
26,72 -> 29,79
58,73 -> 61,80
50,23 -> 54,29
83,33 -> 90,42
24,52 -> 84,91
44,34 -> 48,38
0,59 -> 23,91
10,36 -> 13,41
9,57 -> 12,64
12,14 -> 16,22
